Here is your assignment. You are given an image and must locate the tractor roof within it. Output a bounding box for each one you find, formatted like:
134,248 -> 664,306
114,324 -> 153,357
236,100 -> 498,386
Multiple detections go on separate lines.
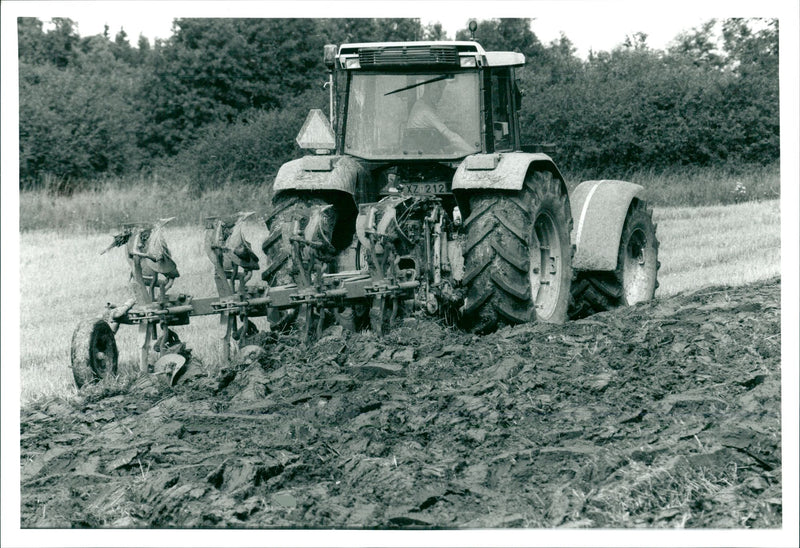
337,41 -> 525,67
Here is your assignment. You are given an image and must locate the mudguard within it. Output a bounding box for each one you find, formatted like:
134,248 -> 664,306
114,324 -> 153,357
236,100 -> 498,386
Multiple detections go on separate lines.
451,152 -> 564,191
272,155 -> 370,196
570,180 -> 643,271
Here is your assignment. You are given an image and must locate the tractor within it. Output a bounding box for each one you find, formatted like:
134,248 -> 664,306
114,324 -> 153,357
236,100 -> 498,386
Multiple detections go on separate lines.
262,38 -> 659,333
71,36 -> 659,387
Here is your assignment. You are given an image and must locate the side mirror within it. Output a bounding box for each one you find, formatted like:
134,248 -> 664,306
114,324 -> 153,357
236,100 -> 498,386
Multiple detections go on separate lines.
324,44 -> 337,70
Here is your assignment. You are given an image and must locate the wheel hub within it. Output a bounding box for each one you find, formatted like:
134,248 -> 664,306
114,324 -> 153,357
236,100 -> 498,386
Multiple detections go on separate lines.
530,211 -> 562,319
623,228 -> 651,303
91,333 -> 114,375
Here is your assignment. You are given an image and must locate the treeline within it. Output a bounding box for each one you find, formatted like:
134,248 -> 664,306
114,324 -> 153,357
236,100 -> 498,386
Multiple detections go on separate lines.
18,17 -> 778,193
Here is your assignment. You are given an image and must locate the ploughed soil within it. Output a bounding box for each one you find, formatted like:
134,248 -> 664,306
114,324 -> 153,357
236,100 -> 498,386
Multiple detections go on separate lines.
20,278 -> 782,528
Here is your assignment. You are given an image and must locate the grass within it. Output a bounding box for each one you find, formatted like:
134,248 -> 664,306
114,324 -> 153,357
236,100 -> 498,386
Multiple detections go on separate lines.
565,163 -> 780,208
19,163 -> 780,232
653,199 -> 780,296
18,175 -> 276,233
17,198 -> 780,406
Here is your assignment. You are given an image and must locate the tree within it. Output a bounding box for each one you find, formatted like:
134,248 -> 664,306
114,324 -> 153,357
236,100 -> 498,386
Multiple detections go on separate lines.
722,18 -> 778,76
173,88 -> 327,192
376,19 -> 422,41
622,31 -> 649,51
136,34 -> 152,65
16,14 -> 779,185
668,20 -> 725,69
139,18 -> 325,155
18,17 -> 81,67
720,19 -> 779,162
18,26 -> 150,186
317,18 -> 423,44
19,59 -> 146,185
423,22 -> 447,41
42,18 -> 80,67
17,18 -> 47,65
541,34 -> 583,84
112,28 -> 136,64
317,19 -> 376,43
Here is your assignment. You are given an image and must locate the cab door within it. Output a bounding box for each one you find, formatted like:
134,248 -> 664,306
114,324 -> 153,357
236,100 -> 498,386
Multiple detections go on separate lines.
488,67 -> 515,152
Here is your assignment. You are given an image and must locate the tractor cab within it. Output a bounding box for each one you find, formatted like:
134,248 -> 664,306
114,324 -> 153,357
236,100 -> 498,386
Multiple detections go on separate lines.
322,41 -> 525,161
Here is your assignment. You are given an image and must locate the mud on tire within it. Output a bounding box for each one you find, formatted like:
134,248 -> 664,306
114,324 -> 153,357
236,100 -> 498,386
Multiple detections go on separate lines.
261,193 -> 342,332
71,318 -> 118,388
459,170 -> 573,333
569,199 -> 660,319
262,194 -> 332,284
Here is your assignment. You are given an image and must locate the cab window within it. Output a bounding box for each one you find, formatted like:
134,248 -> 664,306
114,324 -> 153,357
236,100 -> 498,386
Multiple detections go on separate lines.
490,69 -> 513,151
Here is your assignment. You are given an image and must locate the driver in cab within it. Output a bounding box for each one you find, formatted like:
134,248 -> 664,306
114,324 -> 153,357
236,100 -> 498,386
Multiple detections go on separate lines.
407,80 -> 474,152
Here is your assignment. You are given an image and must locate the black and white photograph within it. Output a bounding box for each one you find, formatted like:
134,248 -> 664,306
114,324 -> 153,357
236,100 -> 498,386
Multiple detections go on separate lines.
2,0 -> 798,546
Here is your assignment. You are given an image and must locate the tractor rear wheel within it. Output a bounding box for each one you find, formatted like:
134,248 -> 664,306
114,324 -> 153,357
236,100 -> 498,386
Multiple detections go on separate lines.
459,170 -> 573,333
261,193 -> 337,332
71,318 -> 118,388
569,199 -> 659,319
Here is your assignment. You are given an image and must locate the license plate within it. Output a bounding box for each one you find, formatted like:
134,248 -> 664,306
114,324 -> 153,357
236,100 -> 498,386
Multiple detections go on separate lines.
402,182 -> 449,194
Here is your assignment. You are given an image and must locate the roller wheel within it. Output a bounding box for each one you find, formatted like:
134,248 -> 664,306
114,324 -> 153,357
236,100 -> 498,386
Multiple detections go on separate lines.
459,170 -> 573,333
569,199 -> 660,319
261,193 -> 336,332
71,318 -> 118,388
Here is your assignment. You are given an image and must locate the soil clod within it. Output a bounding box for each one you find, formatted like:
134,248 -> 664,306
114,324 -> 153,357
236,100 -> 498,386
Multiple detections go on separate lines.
20,278 -> 782,528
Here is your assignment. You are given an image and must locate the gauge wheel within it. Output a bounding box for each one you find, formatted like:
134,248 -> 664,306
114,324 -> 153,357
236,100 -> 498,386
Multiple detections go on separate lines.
71,318 -> 118,388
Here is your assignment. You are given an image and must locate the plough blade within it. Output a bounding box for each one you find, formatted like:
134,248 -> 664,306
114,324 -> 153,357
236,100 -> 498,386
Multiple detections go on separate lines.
93,211 -> 421,380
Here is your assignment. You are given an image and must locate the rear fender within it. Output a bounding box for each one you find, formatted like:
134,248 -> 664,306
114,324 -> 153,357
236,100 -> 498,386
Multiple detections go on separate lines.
570,180 -> 643,271
452,152 -> 566,192
272,155 -> 369,197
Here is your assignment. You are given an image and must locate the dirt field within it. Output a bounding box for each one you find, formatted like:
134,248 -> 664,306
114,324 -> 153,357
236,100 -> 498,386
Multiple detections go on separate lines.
19,277 -> 781,528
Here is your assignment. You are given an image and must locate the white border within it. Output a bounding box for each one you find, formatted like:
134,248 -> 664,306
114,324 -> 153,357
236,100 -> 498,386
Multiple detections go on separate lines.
3,1 -> 798,547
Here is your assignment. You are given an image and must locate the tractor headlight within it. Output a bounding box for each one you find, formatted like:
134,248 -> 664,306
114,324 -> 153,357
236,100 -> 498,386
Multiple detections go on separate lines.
344,58 -> 361,69
459,56 -> 477,67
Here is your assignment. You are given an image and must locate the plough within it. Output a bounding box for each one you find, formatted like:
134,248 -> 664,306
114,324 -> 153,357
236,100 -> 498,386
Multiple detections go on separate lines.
70,208 -> 420,388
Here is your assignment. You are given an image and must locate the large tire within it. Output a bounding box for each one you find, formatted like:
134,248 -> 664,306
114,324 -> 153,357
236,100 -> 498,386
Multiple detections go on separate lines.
459,170 -> 573,333
261,193 -> 337,332
262,194 -> 331,285
569,199 -> 660,319
71,318 -> 118,388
